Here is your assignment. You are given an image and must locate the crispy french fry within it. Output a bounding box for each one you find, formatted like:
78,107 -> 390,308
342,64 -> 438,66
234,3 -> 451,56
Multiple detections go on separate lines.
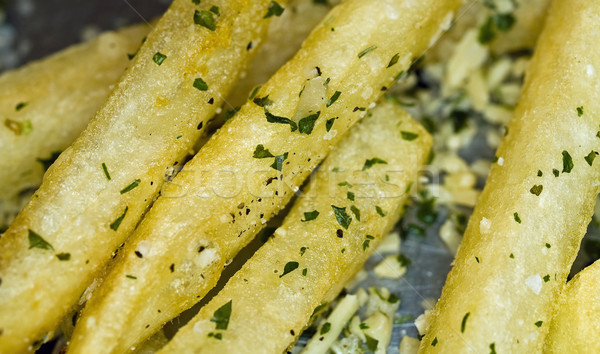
544,259 -> 600,352
0,0 -> 280,351
420,0 -> 600,352
159,101 -> 431,353
0,24 -> 149,200
69,0 -> 461,352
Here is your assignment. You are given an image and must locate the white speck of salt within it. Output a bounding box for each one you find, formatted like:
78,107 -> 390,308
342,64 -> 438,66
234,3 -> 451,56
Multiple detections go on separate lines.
525,274 -> 543,295
480,217 -> 491,234
193,321 -> 204,333
497,157 -> 504,166
587,64 -> 596,77
220,214 -> 229,223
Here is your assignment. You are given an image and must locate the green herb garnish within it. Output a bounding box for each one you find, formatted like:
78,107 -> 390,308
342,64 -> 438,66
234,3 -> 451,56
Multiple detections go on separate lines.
102,162 -> 111,180
358,45 -> 377,58
193,77 -> 209,91
264,1 -> 284,18
194,10 -> 216,31
362,157 -> 387,171
28,229 -> 54,251
120,179 -> 141,194
562,150 -> 574,173
265,110 -> 297,131
110,206 -> 129,231
298,111 -> 321,134
211,300 -> 232,329
332,205 -> 352,229
253,144 -> 274,158
302,210 -> 319,222
152,52 -> 167,65
279,261 -> 299,278
326,91 -> 341,107
56,253 -> 71,261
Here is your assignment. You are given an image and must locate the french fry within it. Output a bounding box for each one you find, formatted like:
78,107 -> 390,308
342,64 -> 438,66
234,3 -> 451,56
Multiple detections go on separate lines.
69,0 -> 461,352
544,259 -> 600,352
158,102 -> 431,353
0,23 -> 149,200
0,0 -> 280,351
420,0 -> 600,352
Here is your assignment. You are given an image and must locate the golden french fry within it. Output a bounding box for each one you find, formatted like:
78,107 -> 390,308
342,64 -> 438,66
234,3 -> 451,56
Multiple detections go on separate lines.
159,101 -> 431,353
69,0 -> 461,352
0,0 -> 280,351
420,0 -> 600,352
0,24 -> 149,200
544,259 -> 600,352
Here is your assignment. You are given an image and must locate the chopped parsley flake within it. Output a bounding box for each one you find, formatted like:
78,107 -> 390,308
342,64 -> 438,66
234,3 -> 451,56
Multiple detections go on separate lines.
546,243 -> 551,248
110,206 -> 129,231
211,300 -> 232,330
102,163 -> 111,180
562,150 -> 574,173
397,254 -> 411,267
326,91 -> 341,107
513,212 -> 521,223
270,152 -> 289,171
28,229 -> 54,251
490,343 -> 497,354
300,247 -> 307,256
298,111 -> 320,134
302,268 -> 307,276
253,144 -> 274,158
15,102 -> 27,111
431,337 -> 438,347
320,322 -> 331,335
37,151 -> 62,172
120,179 -> 141,194
577,106 -> 584,117
253,95 -> 273,107
362,157 -> 388,171
535,320 -> 543,327
279,261 -> 299,278
585,151 -> 597,166
461,312 -> 470,333
56,253 -> 71,261
350,205 -> 361,221
366,335 -> 379,351
543,274 -> 550,282
4,118 -> 33,135
301,210 -> 319,222
332,205 -> 352,229
537,170 -> 543,177
347,191 -> 355,201
152,52 -> 167,65
264,1 -> 284,18
208,332 -> 222,340
478,17 -> 496,44
375,206 -> 387,217
194,10 -> 216,31
360,322 -> 370,329
126,274 -> 137,279
401,131 -> 419,141
510,253 -> 515,259
387,53 -> 400,68
530,185 -> 543,196
338,181 -> 352,188
358,45 -> 377,58
325,117 -> 336,132
494,13 -> 516,32
193,77 -> 209,91
553,169 -> 560,177
209,5 -> 220,15
475,256 -> 480,263
265,110 -> 297,131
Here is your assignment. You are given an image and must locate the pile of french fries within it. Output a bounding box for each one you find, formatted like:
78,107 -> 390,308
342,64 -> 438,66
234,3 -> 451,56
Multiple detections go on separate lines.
1,0 -> 600,352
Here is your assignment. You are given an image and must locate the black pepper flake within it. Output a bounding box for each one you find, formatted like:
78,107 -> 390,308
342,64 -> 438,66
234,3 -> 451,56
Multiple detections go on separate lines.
208,98 -> 214,104
135,251 -> 143,258
336,229 -> 343,238
198,246 -> 206,253
247,42 -> 253,50
197,121 -> 203,130
170,264 -> 175,272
